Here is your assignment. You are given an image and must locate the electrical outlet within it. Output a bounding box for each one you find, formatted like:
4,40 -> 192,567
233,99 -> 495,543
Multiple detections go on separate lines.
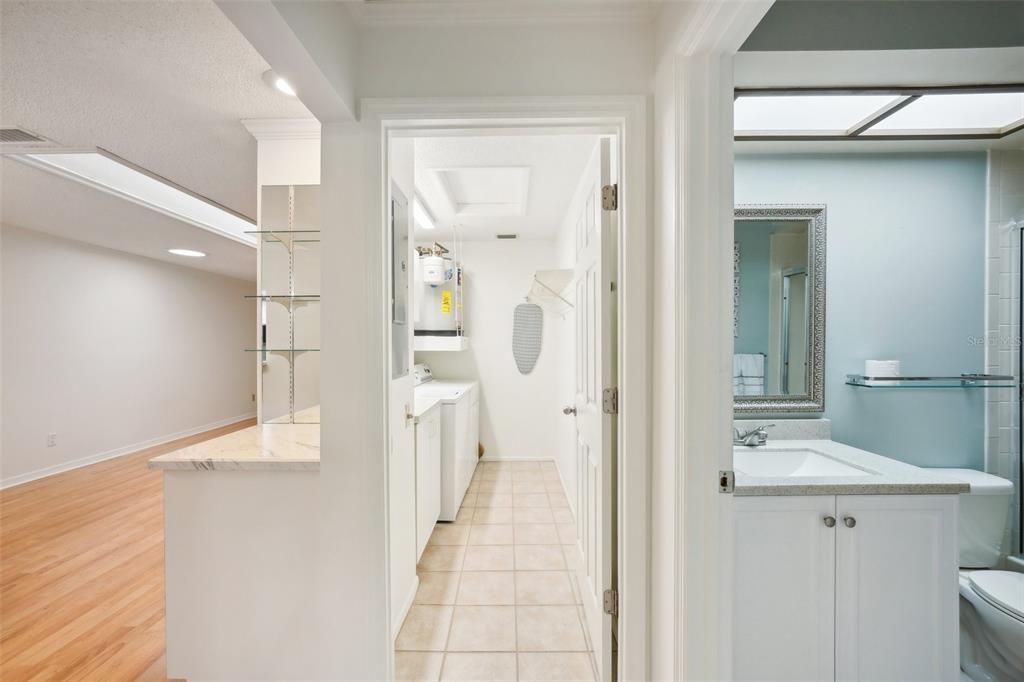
47,432 -> 57,447
251,393 -> 256,402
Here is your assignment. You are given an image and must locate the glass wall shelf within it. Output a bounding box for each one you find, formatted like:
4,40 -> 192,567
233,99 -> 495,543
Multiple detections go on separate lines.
245,229 -> 321,234
255,184 -> 321,425
846,374 -> 1016,389
245,294 -> 320,301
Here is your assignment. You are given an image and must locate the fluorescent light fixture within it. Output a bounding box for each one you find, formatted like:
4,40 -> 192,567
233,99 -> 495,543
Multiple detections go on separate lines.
867,92 -> 1024,133
168,248 -> 206,258
735,95 -> 901,133
8,149 -> 256,245
262,69 -> 296,97
413,195 -> 436,230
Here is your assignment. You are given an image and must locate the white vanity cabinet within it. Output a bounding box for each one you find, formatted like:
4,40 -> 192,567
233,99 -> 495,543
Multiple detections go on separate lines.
415,405 -> 441,560
734,494 -> 958,682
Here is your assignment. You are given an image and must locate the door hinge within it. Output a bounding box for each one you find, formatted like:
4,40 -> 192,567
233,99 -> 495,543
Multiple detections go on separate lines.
719,470 -> 735,493
601,183 -> 618,211
603,588 -> 619,616
602,387 -> 619,415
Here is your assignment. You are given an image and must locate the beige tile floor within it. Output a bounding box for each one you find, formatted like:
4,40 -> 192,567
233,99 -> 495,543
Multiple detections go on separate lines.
395,460 -> 596,682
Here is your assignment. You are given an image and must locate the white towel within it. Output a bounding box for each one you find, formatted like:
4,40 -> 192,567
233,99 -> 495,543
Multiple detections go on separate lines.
733,376 -> 765,396
733,353 -> 765,379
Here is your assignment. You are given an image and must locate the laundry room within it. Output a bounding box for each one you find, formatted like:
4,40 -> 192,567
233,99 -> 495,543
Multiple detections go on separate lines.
386,128 -> 621,678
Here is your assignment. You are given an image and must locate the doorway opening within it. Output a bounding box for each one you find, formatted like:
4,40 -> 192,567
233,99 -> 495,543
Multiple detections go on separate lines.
384,124 -> 625,681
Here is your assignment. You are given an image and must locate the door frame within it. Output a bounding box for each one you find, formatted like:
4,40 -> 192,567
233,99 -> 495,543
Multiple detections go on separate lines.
367,96 -> 649,681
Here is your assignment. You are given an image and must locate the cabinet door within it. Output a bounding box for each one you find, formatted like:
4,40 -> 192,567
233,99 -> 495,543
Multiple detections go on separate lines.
427,413 -> 441,529
835,495 -> 958,682
415,421 -> 430,560
734,496 -> 836,682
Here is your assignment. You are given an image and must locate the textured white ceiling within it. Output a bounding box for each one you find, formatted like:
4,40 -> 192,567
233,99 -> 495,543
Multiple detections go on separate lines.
414,134 -> 599,241
0,0 -> 310,219
1,157 -> 256,281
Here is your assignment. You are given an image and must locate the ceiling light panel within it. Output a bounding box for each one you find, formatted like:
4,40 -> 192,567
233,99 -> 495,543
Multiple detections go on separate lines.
866,92 -> 1024,133
735,95 -> 902,133
13,151 -> 256,245
434,166 -> 530,217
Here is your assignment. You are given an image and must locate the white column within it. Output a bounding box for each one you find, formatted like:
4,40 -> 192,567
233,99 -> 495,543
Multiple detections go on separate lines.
315,119 -> 392,679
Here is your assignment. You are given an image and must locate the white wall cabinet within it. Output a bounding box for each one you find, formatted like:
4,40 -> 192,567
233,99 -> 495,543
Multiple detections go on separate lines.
734,494 -> 958,682
415,406 -> 442,560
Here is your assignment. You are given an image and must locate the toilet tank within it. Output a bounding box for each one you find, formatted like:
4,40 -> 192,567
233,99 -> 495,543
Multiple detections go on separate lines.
931,468 -> 1014,568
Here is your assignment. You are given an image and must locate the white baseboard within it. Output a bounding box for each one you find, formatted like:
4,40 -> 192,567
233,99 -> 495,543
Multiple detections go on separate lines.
478,455 -> 557,462
0,412 -> 256,490
392,575 -> 420,640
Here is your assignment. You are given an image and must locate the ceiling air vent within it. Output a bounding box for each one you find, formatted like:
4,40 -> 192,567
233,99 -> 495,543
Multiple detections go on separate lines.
0,126 -> 52,146
496,234 -> 518,240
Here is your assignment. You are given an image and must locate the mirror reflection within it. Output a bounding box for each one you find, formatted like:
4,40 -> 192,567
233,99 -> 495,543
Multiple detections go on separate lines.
734,219 -> 810,397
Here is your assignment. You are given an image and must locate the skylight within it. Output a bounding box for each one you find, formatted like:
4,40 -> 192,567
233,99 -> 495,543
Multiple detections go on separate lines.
735,86 -> 1024,140
9,150 -> 256,245
867,92 -> 1024,133
734,95 -> 902,134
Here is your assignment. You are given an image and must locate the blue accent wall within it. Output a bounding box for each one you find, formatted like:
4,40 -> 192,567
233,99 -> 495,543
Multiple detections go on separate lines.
735,153 -> 988,469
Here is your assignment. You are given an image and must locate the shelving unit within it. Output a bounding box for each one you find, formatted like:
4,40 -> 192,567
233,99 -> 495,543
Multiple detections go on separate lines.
845,373 -> 1016,389
250,185 -> 321,424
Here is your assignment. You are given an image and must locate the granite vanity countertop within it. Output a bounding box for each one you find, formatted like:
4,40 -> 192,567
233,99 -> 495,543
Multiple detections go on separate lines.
148,423 -> 320,472
734,439 -> 971,497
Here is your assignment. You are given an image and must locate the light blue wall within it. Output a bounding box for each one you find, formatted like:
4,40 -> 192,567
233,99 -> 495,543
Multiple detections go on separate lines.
735,153 -> 988,469
734,222 -> 771,360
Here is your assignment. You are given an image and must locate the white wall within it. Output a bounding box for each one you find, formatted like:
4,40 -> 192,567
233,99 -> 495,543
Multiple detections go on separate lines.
1,225 -> 256,487
416,239 -> 572,461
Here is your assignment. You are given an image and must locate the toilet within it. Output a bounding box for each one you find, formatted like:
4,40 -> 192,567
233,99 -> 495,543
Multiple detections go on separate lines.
932,468 -> 1023,682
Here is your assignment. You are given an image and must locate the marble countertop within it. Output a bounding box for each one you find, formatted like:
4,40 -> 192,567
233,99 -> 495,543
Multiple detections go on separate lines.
734,439 -> 970,496
148,423 -> 320,472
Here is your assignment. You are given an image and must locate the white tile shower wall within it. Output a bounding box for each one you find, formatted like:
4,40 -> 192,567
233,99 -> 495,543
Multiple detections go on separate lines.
985,149 -> 1024,555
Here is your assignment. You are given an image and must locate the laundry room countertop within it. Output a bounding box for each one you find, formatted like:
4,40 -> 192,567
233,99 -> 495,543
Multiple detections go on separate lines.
414,396 -> 442,419
148,422 -> 320,472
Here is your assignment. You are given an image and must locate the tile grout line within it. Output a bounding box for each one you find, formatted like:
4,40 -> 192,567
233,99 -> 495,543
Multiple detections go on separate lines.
438,506 -> 470,682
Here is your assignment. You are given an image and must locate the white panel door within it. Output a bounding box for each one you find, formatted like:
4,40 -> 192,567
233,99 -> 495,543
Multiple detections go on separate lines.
571,138 -> 616,679
387,180 -> 417,636
835,495 -> 959,682
733,496 -> 836,682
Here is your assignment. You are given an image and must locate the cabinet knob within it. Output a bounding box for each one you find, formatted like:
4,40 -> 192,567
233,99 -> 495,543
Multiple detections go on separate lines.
562,406 -> 577,416
843,516 -> 857,528
823,516 -> 836,528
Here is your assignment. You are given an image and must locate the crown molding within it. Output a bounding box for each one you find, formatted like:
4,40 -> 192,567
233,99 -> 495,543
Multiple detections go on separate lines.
241,118 -> 321,141
349,0 -> 655,27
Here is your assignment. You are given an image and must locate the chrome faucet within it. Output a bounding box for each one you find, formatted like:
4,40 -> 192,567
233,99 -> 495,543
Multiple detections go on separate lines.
734,424 -> 775,447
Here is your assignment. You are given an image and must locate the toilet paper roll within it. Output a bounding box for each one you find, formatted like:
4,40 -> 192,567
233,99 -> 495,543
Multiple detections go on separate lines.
865,360 -> 901,377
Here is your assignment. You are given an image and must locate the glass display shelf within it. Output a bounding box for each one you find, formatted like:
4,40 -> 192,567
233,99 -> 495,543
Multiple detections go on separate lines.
845,374 -> 1016,389
247,230 -> 320,247
245,294 -> 320,301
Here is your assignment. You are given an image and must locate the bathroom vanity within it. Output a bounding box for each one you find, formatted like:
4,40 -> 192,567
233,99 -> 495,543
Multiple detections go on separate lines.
732,439 -> 968,682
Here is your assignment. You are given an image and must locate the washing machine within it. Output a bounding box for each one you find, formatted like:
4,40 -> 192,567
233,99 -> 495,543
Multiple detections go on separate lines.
413,364 -> 479,521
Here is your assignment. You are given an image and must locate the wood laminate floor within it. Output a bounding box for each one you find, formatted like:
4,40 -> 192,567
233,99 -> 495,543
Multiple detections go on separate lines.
0,419 -> 255,681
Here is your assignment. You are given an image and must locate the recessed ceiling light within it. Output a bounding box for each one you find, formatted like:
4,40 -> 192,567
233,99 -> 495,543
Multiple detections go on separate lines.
168,248 -> 206,258
262,69 -> 296,97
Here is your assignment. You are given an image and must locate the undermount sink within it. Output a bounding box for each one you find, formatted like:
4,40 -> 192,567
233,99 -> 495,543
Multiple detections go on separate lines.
733,448 -> 878,478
